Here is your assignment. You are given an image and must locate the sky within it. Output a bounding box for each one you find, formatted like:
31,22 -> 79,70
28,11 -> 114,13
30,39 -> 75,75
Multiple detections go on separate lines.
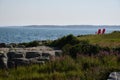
0,0 -> 120,26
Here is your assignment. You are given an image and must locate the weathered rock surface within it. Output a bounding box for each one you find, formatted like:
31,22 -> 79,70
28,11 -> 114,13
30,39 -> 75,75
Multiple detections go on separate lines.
26,52 -> 41,59
10,58 -> 30,67
0,46 -> 62,69
108,72 -> 120,80
7,52 -> 25,60
0,53 -> 8,69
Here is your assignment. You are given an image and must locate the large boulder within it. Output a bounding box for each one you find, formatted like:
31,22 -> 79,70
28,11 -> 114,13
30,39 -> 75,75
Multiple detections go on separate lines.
42,53 -> 50,57
10,58 -> 30,67
108,72 -> 120,80
29,58 -> 45,64
14,52 -> 25,58
7,52 -> 25,68
7,52 -> 25,60
7,61 -> 15,68
0,53 -> 8,69
7,52 -> 15,60
37,57 -> 50,62
25,52 -> 41,59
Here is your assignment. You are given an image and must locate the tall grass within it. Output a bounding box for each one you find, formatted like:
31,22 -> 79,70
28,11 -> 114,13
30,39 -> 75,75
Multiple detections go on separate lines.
0,53 -> 120,80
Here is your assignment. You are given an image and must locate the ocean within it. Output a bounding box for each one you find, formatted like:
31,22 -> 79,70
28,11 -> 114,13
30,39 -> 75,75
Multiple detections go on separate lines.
0,25 -> 120,43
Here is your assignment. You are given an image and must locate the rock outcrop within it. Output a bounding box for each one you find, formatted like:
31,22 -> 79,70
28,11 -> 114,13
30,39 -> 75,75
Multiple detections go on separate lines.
0,53 -> 8,69
25,52 -> 41,59
108,72 -> 120,80
0,46 -> 62,69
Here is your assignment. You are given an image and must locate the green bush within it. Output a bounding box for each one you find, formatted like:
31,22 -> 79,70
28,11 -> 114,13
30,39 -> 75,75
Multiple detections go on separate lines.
100,47 -> 111,52
50,34 -> 79,48
62,44 -> 72,55
70,43 -> 100,58
114,47 -> 120,53
50,34 -> 100,57
19,41 -> 39,47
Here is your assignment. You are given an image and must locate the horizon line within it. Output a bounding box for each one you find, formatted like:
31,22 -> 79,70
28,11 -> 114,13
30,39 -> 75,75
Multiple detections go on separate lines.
0,24 -> 120,27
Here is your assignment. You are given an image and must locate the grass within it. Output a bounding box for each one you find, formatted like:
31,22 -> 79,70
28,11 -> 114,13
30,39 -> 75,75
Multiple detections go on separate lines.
78,31 -> 120,47
0,54 -> 120,80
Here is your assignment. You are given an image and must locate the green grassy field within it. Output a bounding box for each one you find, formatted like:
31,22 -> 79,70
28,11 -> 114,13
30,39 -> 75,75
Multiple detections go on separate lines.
78,31 -> 120,47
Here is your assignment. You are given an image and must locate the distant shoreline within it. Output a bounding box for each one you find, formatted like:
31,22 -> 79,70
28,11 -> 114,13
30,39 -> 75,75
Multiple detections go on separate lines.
0,25 -> 120,28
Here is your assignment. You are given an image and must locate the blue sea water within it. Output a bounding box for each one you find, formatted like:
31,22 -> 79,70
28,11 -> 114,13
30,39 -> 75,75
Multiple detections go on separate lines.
0,25 -> 120,43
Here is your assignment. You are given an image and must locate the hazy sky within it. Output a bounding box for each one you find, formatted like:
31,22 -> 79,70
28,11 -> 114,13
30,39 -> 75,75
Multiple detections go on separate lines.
0,0 -> 120,26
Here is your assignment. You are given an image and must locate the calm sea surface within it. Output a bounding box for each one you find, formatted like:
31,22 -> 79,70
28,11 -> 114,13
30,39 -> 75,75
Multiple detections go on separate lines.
0,25 -> 120,43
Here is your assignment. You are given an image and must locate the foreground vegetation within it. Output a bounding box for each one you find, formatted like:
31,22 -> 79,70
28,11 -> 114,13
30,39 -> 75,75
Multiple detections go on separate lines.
0,31 -> 120,80
0,54 -> 120,80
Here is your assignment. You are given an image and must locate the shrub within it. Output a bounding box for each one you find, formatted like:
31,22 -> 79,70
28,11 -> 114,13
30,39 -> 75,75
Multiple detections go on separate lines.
114,47 -> 120,53
100,47 -> 111,52
70,43 -> 100,58
19,41 -> 39,47
50,34 -> 79,48
62,44 -> 72,55
50,34 -> 100,57
112,31 -> 120,34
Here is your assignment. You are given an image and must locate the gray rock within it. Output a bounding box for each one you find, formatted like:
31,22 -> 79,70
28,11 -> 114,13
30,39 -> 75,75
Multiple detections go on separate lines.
25,52 -> 41,59
37,56 -> 50,62
0,53 -> 8,69
42,53 -> 50,57
14,52 -> 25,58
7,52 -> 24,60
7,52 -> 16,60
108,72 -> 120,80
11,58 -> 30,67
7,61 -> 15,68
29,58 -> 45,64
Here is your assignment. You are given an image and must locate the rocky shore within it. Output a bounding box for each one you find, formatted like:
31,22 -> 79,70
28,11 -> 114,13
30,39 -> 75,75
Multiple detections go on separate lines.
0,45 -> 62,69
